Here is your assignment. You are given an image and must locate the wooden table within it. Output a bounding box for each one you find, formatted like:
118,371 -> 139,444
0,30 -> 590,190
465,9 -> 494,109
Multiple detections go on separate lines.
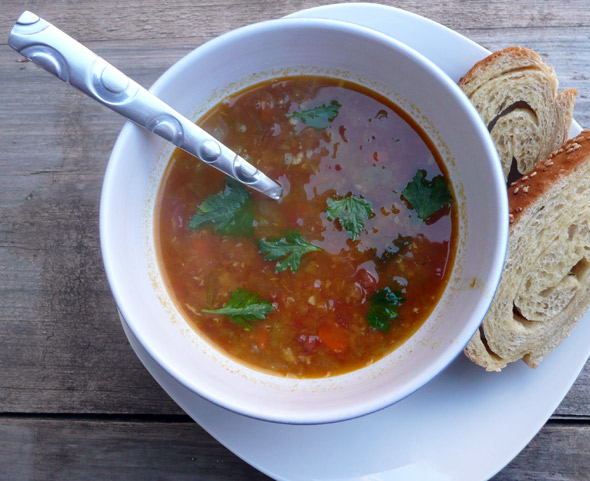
1,1 -> 589,479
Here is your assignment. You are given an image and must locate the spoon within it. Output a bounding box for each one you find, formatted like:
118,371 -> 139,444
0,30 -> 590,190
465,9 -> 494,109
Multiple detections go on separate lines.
8,11 -> 283,200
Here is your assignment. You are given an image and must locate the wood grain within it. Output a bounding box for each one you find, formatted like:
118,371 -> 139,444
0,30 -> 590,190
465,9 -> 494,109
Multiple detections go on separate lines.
0,417 -> 270,480
1,0 -> 589,479
0,417 -> 588,481
492,422 -> 590,481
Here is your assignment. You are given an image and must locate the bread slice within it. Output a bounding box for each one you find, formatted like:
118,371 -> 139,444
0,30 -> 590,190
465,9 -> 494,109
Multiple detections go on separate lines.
459,46 -> 577,181
464,131 -> 590,371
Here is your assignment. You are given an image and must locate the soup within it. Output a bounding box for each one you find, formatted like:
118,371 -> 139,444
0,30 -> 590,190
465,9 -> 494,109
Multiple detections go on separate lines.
155,76 -> 456,377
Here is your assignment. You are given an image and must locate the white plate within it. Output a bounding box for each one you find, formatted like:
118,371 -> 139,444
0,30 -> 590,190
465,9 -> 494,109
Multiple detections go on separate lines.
122,4 -> 589,480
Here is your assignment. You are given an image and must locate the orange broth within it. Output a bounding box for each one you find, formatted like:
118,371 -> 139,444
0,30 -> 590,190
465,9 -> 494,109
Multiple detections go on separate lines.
155,76 -> 457,377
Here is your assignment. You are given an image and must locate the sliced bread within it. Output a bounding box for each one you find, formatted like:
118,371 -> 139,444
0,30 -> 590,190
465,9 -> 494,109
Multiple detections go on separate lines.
459,46 -> 577,181
464,131 -> 590,371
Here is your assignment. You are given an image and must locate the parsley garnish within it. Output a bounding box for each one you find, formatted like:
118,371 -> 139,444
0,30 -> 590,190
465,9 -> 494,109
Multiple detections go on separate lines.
326,194 -> 373,240
257,231 -> 322,273
286,100 -> 341,129
202,289 -> 274,330
401,169 -> 452,221
189,177 -> 254,236
367,287 -> 406,333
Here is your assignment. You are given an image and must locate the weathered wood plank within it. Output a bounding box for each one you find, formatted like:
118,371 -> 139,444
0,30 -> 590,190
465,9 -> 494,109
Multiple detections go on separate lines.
1,38 -> 194,414
0,418 -> 270,480
0,418 -> 588,481
492,423 -> 590,481
556,362 -> 590,416
2,0 -> 590,43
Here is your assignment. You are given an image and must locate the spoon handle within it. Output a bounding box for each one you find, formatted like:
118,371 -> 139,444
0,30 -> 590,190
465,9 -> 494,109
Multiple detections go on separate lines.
8,11 -> 282,200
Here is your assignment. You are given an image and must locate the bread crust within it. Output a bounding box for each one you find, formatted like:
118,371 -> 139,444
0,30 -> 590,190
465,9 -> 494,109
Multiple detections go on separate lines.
459,46 -> 547,91
508,132 -> 590,224
465,131 -> 590,371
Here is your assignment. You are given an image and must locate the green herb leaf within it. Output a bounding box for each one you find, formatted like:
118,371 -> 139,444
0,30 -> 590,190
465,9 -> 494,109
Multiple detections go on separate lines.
367,287 -> 406,333
202,289 -> 274,330
189,177 -> 254,236
286,100 -> 341,129
401,169 -> 452,221
326,195 -> 373,240
257,231 -> 322,273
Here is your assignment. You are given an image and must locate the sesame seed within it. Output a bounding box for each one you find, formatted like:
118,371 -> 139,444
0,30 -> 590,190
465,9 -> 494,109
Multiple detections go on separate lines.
530,171 -> 537,177
513,187 -> 520,194
522,185 -> 530,193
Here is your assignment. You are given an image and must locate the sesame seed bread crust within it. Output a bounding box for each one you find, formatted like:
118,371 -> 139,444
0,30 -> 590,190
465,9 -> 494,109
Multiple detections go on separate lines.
508,133 -> 590,224
458,46 -> 577,181
464,131 -> 590,371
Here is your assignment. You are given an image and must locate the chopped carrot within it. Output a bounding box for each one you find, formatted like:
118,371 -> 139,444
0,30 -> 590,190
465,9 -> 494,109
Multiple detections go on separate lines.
318,322 -> 348,353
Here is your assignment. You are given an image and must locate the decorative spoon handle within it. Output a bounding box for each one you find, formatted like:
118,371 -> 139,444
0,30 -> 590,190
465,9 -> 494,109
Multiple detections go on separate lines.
8,11 -> 283,200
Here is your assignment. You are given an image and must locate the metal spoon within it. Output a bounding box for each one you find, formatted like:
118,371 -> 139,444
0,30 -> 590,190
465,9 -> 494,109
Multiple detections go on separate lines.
8,11 -> 283,200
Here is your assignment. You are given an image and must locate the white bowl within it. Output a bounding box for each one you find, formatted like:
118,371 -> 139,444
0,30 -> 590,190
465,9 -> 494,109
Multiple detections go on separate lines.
100,17 -> 508,424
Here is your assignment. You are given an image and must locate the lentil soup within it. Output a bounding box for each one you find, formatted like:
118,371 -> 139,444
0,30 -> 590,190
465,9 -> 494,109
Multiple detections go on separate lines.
155,76 -> 456,377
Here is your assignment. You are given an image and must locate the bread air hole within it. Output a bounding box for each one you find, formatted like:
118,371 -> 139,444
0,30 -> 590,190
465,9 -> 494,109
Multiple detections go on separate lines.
568,258 -> 590,281
568,224 -> 578,240
507,157 -> 521,185
487,100 -> 536,133
513,303 -> 532,324
478,326 -> 503,360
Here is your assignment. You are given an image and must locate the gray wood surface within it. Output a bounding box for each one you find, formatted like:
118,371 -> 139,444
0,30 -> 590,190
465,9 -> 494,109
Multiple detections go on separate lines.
1,0 -> 588,479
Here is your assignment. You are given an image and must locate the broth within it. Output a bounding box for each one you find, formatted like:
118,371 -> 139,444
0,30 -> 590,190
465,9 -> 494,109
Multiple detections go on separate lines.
155,76 -> 456,377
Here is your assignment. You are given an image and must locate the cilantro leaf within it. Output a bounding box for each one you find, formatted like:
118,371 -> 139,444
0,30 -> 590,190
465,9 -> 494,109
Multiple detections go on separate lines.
257,231 -> 322,273
189,177 -> 254,236
286,100 -> 341,129
326,195 -> 373,240
367,287 -> 406,333
202,289 -> 274,330
401,169 -> 452,221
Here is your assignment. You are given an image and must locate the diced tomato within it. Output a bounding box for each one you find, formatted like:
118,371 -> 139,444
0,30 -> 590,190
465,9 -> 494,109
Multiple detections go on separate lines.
259,123 -> 281,145
354,263 -> 379,291
298,334 -> 320,353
